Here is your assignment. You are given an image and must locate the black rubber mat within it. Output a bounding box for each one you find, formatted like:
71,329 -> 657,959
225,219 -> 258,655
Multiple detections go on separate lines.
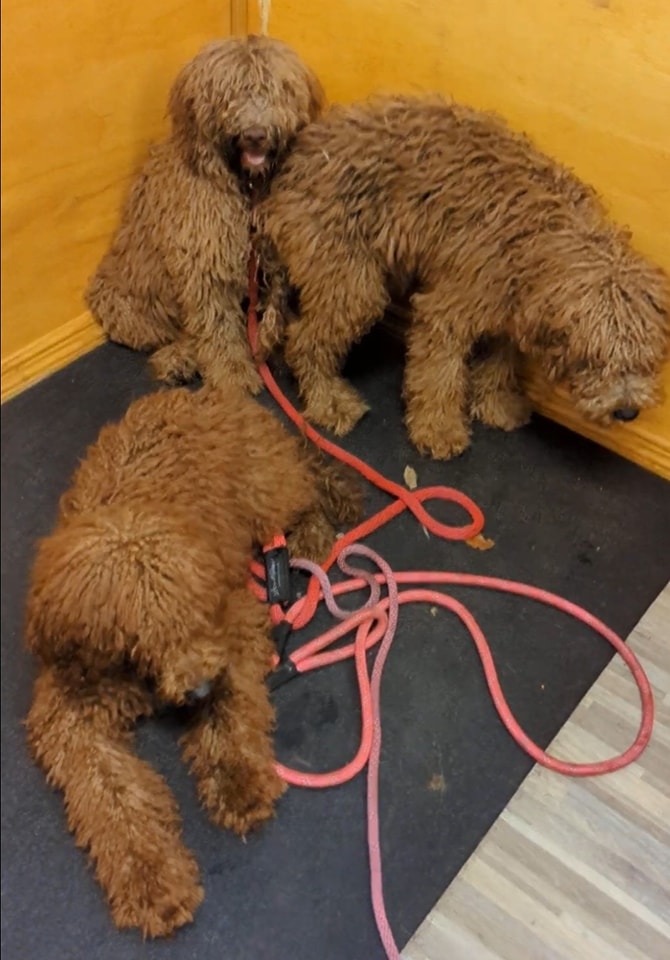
2,332 -> 669,960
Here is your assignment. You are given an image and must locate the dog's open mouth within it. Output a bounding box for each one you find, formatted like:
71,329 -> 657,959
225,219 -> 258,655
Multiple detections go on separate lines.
241,149 -> 268,172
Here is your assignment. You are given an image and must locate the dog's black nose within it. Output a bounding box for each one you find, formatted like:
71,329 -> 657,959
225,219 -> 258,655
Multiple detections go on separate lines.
612,407 -> 640,422
241,126 -> 268,147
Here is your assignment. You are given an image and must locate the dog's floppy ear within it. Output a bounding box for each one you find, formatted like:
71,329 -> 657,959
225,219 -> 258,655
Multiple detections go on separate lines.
168,65 -> 198,143
168,60 -> 223,175
305,68 -> 326,121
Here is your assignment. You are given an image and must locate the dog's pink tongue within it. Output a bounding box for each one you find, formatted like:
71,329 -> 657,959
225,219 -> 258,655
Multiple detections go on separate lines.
243,150 -> 266,167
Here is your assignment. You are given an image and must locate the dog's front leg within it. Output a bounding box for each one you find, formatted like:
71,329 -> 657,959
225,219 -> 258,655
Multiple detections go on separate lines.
152,268 -> 262,393
403,293 -> 476,459
26,665 -> 203,937
469,335 -> 531,431
283,261 -> 388,435
181,588 -> 286,836
193,291 -> 264,394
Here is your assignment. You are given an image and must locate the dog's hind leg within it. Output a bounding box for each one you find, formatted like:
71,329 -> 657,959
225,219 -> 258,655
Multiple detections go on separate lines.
86,264 -> 178,352
469,335 -> 532,431
26,666 -> 203,937
285,260 -> 388,435
403,290 -> 477,459
180,588 -> 285,836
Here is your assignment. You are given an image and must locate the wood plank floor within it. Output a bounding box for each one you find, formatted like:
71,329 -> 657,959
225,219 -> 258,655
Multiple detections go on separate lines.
403,582 -> 670,960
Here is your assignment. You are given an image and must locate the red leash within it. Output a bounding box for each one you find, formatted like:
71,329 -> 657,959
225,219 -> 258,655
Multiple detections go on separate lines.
247,253 -> 654,959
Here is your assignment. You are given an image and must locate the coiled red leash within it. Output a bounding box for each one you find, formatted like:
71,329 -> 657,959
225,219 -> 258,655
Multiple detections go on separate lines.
246,253 -> 655,959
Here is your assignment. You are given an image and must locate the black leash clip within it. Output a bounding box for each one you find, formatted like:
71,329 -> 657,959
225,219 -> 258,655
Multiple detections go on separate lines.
266,657 -> 298,692
266,620 -> 297,692
272,620 -> 292,661
263,534 -> 299,692
263,538 -> 292,607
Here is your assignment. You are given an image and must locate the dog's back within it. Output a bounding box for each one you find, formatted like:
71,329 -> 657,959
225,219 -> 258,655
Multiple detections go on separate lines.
55,385 -> 363,556
57,386 -> 309,530
261,94 -> 602,284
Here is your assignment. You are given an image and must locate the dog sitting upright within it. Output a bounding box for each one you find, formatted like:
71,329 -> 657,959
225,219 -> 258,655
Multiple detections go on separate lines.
24,385 -> 361,937
258,95 -> 669,459
86,35 -> 324,393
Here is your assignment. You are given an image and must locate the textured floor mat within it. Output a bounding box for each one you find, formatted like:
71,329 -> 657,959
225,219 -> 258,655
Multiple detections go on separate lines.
2,333 -> 669,960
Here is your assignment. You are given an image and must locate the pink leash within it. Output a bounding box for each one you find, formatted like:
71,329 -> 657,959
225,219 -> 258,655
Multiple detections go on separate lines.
254,546 -> 654,960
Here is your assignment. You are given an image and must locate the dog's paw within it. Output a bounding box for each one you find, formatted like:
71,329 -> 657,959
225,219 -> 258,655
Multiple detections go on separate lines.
150,343 -> 199,385
109,846 -> 203,937
303,383 -> 369,435
408,418 -> 471,460
257,304 -> 286,359
229,360 -> 264,396
287,513 -> 336,564
200,763 -> 287,837
471,389 -> 531,431
204,357 -> 264,395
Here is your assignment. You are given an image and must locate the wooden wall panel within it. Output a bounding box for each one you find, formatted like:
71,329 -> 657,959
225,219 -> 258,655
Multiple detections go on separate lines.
1,0 -> 232,395
3,0 -> 668,476
248,0 -> 670,478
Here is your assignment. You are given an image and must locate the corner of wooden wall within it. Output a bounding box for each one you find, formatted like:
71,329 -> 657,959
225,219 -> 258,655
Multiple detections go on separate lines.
231,0 -> 249,35
1,2 -> 250,406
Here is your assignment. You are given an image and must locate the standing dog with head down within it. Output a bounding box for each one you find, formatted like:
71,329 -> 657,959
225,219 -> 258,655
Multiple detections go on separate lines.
86,35 -> 324,392
257,95 -> 669,459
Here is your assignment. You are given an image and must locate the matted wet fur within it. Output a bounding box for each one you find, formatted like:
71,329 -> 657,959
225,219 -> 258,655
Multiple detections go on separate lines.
258,95 -> 669,459
85,35 -> 324,394
24,385 -> 362,937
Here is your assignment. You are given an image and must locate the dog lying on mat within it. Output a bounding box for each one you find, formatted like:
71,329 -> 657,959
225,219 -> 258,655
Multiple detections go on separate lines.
86,35 -> 324,394
257,95 -> 669,459
24,385 -> 361,936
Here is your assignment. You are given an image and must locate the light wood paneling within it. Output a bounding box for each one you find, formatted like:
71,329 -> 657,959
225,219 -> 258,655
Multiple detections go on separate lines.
1,1 -> 232,374
403,582 -> 670,960
249,0 -> 670,478
231,0 -> 249,36
523,380 -> 670,481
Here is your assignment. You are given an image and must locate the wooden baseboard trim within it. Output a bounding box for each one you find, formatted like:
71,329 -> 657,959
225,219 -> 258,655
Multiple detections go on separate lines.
522,382 -> 670,481
383,307 -> 670,481
1,312 -> 105,403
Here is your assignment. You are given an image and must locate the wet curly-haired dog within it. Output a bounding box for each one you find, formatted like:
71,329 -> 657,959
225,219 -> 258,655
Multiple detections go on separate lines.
258,95 -> 670,459
85,35 -> 324,394
24,385 -> 361,937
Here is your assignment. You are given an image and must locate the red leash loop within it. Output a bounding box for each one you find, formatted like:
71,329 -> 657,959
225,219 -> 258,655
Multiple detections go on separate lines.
247,253 -> 484,625
247,250 -> 655,960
